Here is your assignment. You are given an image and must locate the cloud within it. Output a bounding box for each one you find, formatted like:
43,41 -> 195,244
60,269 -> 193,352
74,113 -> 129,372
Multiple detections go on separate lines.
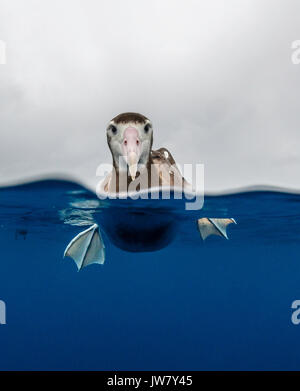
0,0 -> 300,192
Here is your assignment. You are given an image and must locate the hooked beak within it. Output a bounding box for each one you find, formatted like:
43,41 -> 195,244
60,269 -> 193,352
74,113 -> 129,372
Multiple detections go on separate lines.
127,151 -> 138,181
122,127 -> 141,181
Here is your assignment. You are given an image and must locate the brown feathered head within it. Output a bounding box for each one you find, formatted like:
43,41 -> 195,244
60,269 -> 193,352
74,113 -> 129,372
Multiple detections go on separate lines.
106,112 -> 153,180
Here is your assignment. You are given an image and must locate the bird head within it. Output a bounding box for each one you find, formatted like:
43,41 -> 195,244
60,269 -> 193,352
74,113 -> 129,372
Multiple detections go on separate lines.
106,112 -> 153,181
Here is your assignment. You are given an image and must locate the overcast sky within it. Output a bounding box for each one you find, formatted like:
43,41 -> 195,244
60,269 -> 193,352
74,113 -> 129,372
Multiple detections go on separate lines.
0,0 -> 300,192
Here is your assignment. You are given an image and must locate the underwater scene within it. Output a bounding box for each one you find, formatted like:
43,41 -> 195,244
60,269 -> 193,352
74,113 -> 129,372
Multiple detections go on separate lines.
0,179 -> 300,370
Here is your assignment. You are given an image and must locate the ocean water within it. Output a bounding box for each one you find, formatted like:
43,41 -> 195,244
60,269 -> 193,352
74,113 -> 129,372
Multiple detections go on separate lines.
0,179 -> 300,370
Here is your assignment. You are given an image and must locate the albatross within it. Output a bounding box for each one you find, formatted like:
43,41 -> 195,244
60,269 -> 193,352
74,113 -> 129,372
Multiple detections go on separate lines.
64,112 -> 236,270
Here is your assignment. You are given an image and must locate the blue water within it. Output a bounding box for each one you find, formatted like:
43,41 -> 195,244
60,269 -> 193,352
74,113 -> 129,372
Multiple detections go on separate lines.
0,179 -> 300,370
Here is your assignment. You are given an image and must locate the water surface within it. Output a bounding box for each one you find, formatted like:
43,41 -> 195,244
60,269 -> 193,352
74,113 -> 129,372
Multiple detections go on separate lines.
0,179 -> 299,370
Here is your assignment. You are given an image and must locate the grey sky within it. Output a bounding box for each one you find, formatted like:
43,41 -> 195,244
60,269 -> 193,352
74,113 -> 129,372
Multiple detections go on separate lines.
0,0 -> 300,192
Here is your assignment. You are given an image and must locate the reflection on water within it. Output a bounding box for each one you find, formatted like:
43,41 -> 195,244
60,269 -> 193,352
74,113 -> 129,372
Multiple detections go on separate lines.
59,199 -> 101,227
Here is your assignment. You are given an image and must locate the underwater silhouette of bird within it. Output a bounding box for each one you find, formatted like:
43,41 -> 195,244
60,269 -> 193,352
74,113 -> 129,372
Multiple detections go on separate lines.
64,112 -> 236,270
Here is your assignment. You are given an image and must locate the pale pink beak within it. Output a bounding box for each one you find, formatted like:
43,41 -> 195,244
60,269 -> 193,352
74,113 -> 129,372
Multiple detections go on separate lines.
122,127 -> 141,180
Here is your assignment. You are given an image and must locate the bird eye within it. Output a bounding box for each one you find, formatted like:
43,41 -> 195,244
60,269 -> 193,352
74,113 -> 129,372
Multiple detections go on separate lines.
144,124 -> 150,133
110,125 -> 117,134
